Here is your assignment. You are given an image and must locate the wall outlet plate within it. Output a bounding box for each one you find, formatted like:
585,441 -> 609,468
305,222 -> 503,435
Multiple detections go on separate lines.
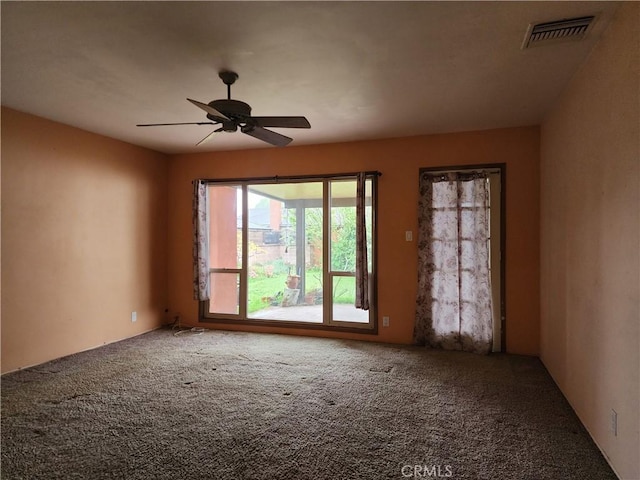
131,311 -> 137,323
382,316 -> 390,327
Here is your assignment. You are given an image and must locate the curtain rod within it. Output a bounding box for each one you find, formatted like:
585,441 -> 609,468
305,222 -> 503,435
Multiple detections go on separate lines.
419,164 -> 503,175
193,171 -> 382,184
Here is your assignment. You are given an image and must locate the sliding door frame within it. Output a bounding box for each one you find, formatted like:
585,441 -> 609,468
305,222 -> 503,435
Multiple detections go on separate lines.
198,172 -> 380,335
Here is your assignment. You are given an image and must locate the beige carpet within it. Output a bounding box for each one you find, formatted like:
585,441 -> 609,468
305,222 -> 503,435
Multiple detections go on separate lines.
1,329 -> 616,479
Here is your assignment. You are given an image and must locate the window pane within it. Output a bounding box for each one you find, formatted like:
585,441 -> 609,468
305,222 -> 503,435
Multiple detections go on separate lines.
208,185 -> 242,269
303,207 -> 323,310
330,180 -> 356,272
208,272 -> 239,315
329,179 -> 373,273
332,275 -> 369,323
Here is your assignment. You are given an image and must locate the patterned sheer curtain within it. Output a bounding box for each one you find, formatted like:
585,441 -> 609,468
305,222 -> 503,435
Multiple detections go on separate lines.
414,171 -> 493,354
193,180 -> 210,301
355,172 -> 369,310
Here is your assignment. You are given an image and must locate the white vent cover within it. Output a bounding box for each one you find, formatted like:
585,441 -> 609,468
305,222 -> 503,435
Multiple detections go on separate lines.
522,15 -> 596,49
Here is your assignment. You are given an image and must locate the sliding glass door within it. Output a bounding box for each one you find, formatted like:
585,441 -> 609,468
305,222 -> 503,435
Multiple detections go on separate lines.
200,175 -> 376,331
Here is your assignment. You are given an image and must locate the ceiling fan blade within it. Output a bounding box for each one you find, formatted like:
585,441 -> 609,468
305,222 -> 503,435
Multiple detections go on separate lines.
137,122 -> 218,127
196,128 -> 224,146
187,98 -> 230,121
242,126 -> 293,147
252,116 -> 311,129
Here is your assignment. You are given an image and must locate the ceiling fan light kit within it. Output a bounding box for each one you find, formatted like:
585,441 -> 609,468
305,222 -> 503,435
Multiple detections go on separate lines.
137,70 -> 310,147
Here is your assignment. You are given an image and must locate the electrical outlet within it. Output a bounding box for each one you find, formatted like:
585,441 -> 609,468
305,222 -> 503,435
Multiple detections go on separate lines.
405,231 -> 413,241
382,316 -> 390,327
611,409 -> 617,436
131,311 -> 137,323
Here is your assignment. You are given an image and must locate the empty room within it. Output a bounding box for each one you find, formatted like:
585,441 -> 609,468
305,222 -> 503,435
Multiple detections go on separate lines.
1,2 -> 638,479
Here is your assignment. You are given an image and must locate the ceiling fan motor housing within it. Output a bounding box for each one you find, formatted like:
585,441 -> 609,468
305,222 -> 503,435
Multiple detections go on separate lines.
208,99 -> 252,132
209,99 -> 251,119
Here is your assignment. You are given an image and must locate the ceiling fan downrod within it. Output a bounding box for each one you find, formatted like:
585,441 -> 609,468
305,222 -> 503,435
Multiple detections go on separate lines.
218,71 -> 238,100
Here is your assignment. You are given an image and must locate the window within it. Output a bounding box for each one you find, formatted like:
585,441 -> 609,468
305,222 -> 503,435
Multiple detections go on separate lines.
199,174 -> 377,331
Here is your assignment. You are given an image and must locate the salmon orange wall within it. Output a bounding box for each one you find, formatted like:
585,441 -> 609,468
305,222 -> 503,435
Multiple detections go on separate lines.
540,3 -> 639,477
167,126 -> 540,355
1,108 -> 169,373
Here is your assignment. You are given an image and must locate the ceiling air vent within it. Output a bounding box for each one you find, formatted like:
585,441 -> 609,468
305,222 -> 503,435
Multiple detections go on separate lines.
522,15 -> 596,49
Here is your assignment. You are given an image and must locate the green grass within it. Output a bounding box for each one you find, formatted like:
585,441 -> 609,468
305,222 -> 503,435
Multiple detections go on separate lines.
247,273 -> 288,313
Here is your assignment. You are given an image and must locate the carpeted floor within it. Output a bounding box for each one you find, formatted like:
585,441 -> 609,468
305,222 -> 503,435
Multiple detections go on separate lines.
1,329 -> 616,479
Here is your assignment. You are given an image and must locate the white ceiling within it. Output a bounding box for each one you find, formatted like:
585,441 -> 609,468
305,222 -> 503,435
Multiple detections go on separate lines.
1,1 -> 619,154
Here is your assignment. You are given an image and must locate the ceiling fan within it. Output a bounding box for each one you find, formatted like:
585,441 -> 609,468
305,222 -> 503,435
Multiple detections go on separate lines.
137,71 -> 311,147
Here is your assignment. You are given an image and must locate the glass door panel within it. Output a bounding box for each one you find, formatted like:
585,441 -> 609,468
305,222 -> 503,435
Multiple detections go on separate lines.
328,179 -> 372,325
246,182 -> 323,322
